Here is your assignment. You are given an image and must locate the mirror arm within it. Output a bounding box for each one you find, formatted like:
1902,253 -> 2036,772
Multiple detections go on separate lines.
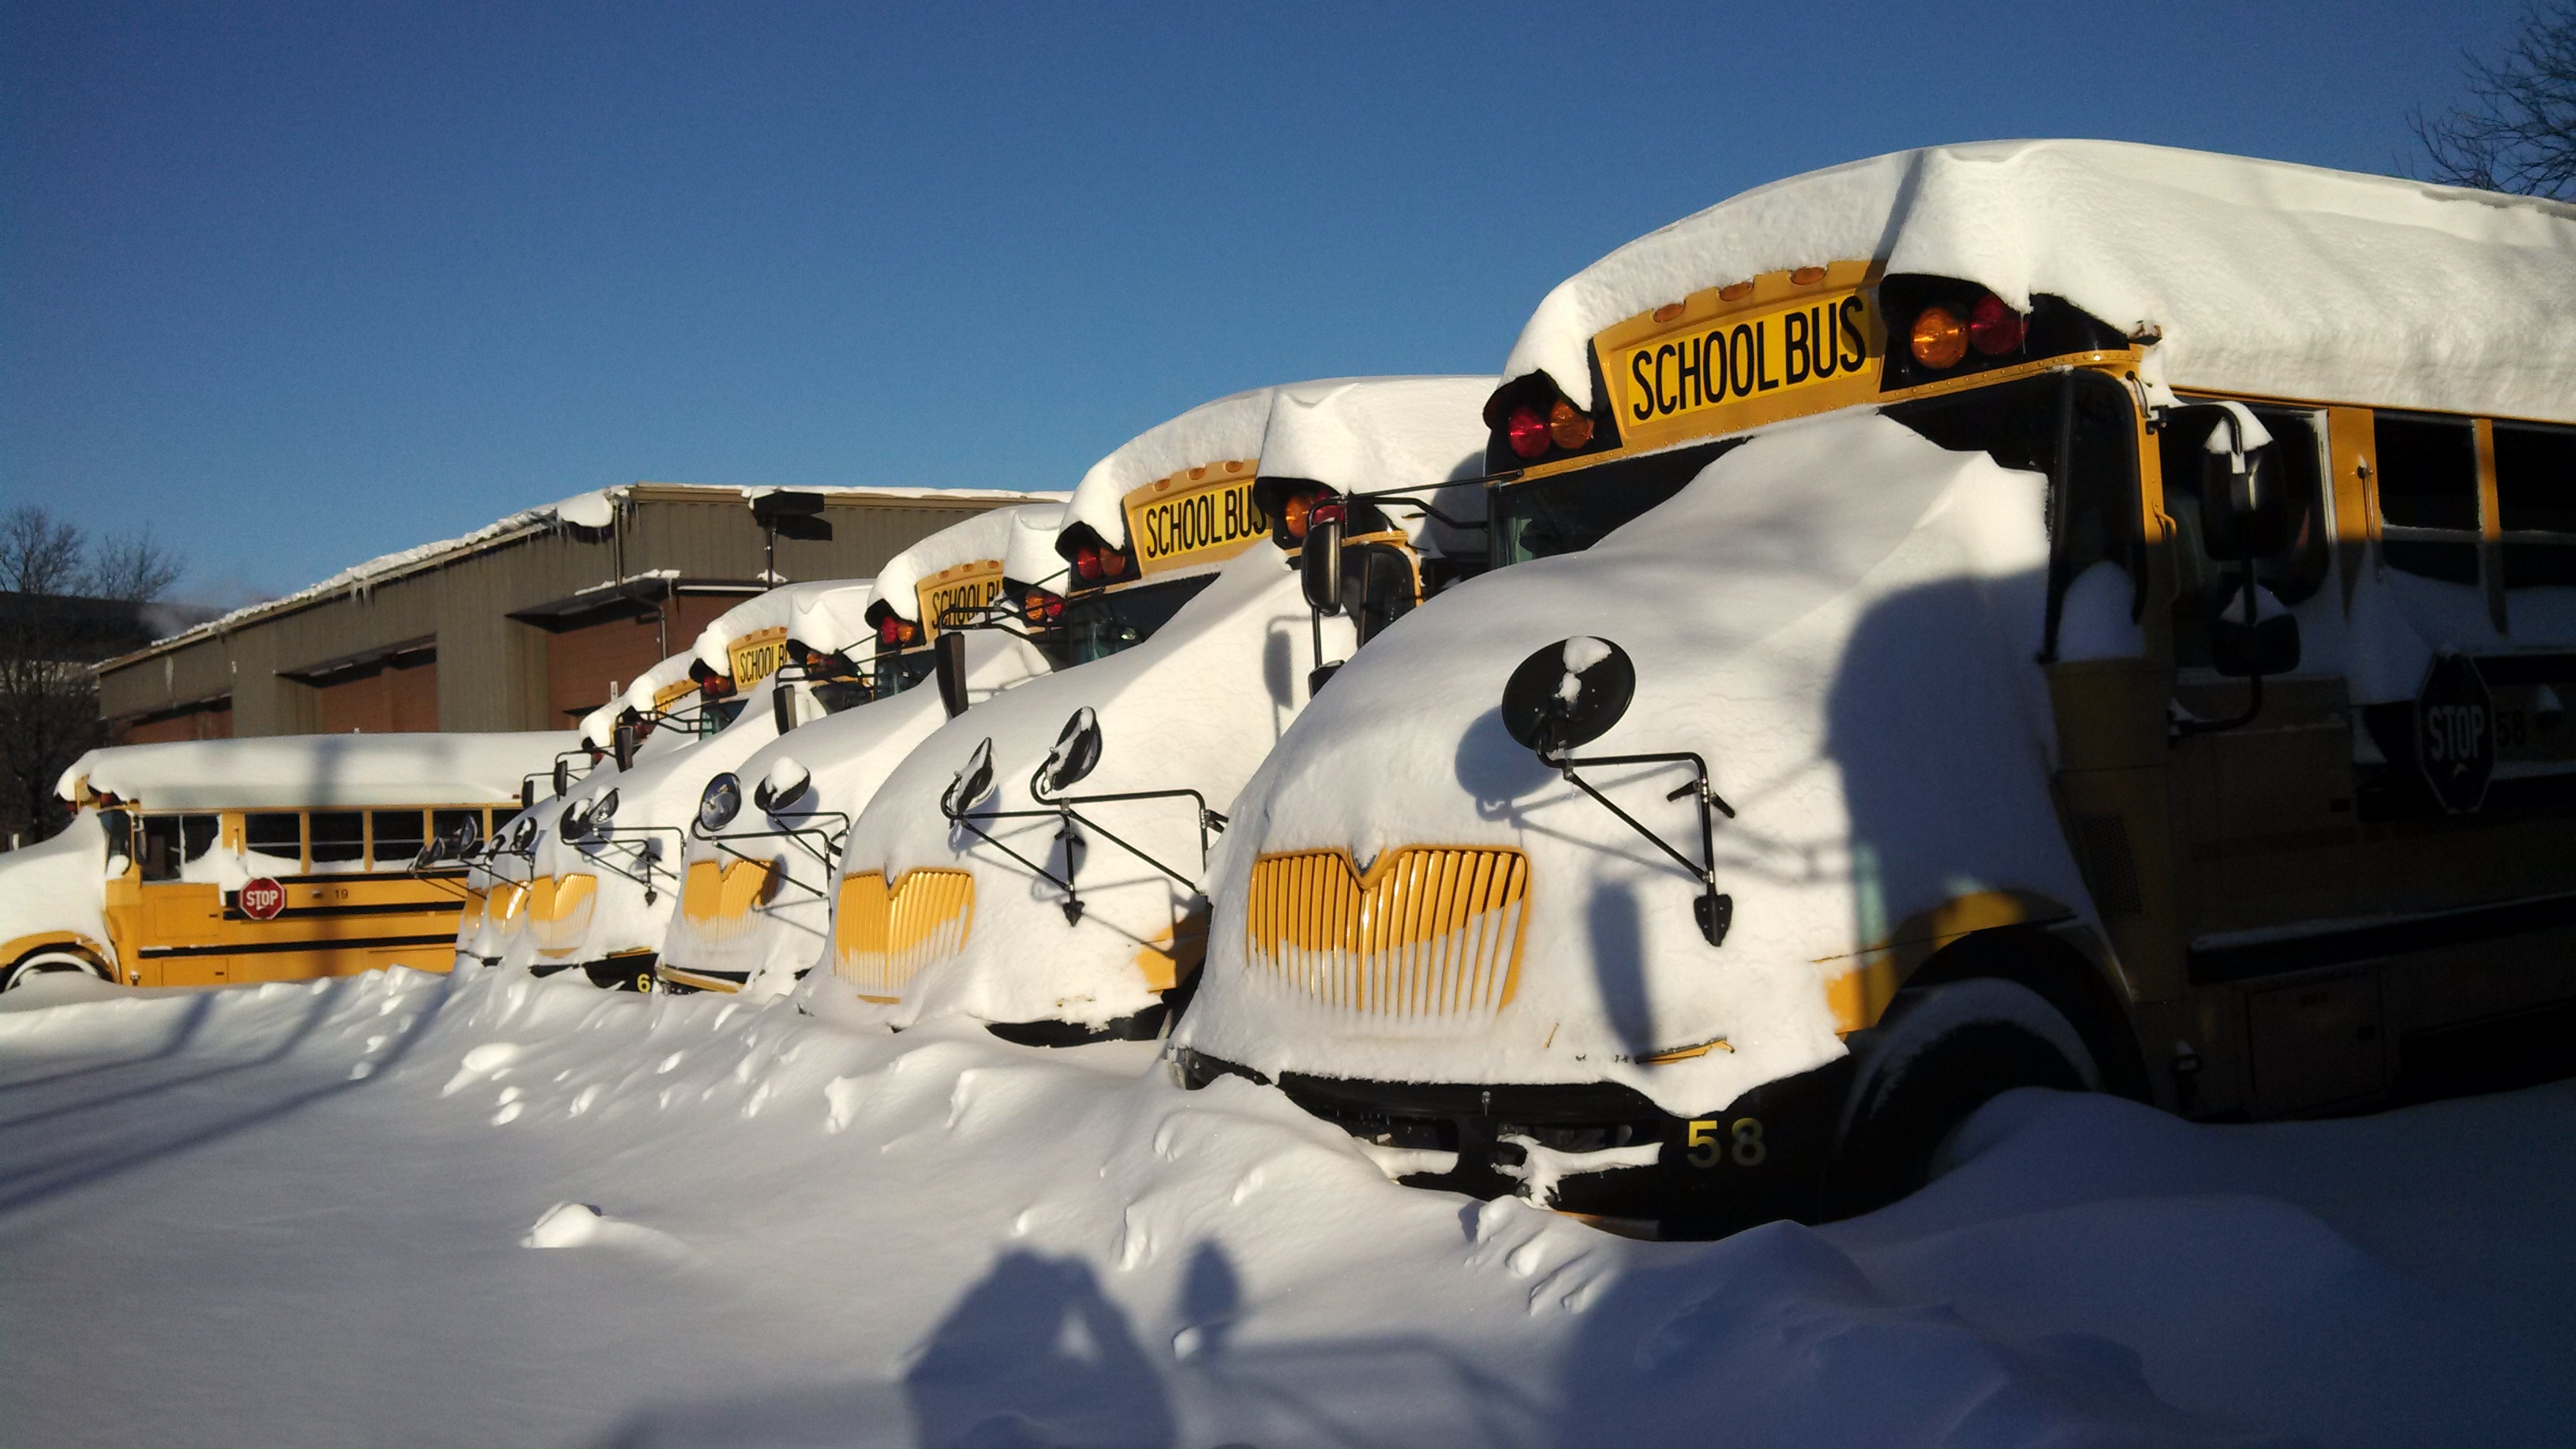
1544,747 -> 1734,946
1032,774 -> 1222,862
1350,485 -> 1485,532
942,807 -> 1076,893
706,837 -> 832,897
2171,567 -> 2270,740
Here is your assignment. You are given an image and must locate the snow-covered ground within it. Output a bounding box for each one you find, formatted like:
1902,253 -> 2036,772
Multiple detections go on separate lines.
2,967 -> 2570,1448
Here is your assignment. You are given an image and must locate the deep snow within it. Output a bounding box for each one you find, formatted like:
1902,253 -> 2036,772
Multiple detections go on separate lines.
2,966 -> 2571,1447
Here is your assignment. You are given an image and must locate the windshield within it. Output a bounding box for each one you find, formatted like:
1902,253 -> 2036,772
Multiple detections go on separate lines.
1491,440 -> 1735,564
1033,574 -> 1217,669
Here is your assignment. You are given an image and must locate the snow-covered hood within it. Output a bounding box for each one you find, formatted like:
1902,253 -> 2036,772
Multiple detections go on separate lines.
1501,139 -> 2576,425
829,543 -> 1352,1029
59,732 -> 574,811
661,627 -> 1056,993
1178,412 -> 2081,1118
0,817 -> 114,964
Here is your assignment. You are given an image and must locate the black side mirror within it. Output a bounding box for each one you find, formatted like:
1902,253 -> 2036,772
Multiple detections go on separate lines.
552,759 -> 571,798
772,680 -> 798,736
942,737 -> 995,819
1042,707 -> 1103,793
1301,509 -> 1345,617
2191,404 -> 2291,560
754,758 -> 811,815
935,630 -> 970,719
612,719 -> 638,771
522,778 -> 536,811
1501,637 -> 1636,758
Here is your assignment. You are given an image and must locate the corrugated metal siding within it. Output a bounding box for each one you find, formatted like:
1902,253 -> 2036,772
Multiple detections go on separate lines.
96,489 -> 1019,736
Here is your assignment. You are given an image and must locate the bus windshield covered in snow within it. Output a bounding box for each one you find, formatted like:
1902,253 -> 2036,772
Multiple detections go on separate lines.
1174,140 -> 2576,1240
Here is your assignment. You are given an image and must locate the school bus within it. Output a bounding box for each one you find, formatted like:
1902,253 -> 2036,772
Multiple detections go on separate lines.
657,506 -> 1062,995
6,733 -> 567,990
1171,141 -> 2576,1237
822,378 -> 1492,1041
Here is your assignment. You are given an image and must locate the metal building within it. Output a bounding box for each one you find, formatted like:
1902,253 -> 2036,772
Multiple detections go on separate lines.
95,483 -> 1045,741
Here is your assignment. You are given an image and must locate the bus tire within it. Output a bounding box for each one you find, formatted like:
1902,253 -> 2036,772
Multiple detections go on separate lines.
1822,976 -> 2099,1219
2,947 -> 110,993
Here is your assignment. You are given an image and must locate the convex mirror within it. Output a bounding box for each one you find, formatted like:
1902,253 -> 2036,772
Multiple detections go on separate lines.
1043,707 -> 1103,793
698,773 -> 742,833
942,737 -> 995,818
1501,636 -> 1637,757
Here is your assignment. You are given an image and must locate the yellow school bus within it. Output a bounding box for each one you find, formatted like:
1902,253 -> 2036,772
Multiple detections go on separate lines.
1174,141 -> 2576,1236
6,733 -> 568,990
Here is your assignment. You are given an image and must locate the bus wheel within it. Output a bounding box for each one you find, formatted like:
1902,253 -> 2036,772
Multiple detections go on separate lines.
1822,976 -> 2099,1219
2,949 -> 109,993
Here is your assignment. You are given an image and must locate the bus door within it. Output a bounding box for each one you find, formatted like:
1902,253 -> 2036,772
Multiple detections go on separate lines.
2158,402 -> 2381,1114
136,811 -> 226,986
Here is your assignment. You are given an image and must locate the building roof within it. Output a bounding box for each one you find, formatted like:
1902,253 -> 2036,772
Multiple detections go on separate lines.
97,482 -> 1050,669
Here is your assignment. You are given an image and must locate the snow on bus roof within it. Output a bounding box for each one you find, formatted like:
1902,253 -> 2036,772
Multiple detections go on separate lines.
583,650 -> 702,747
1255,375 -> 1495,497
1065,389 -> 1276,549
690,581 -> 869,676
866,500 -> 1070,633
59,732 -> 576,811
1067,378 -> 1500,551
1500,139 -> 2576,425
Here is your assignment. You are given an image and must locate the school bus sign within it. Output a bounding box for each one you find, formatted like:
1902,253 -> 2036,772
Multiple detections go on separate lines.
1121,462 -> 1266,576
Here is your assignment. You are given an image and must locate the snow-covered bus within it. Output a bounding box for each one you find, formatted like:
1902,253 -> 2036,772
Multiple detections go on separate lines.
823,377 -> 1492,1041
656,505 -> 1062,995
1174,141 -> 2576,1237
510,581 -> 871,991
5,732 -> 567,990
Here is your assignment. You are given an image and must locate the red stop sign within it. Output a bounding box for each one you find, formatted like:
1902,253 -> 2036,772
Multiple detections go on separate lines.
238,878 -> 286,921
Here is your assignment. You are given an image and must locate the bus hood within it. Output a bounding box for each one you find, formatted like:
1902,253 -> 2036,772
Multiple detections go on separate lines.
826,542 -> 1354,1031
1175,410 -> 2087,1119
0,816 -> 114,969
662,628 -> 1053,994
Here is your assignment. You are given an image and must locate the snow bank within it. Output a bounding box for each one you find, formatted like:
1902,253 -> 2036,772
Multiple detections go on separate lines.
0,817 -> 114,962
1181,411 -> 2065,1117
2,966 -> 2569,1446
60,732 -> 576,811
1502,140 -> 2576,424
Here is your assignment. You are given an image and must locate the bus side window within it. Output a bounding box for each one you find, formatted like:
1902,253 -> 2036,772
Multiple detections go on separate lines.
2375,414 -> 2481,584
309,811 -> 365,867
2496,421 -> 2576,590
140,817 -> 183,882
372,810 -> 427,869
245,812 -> 301,871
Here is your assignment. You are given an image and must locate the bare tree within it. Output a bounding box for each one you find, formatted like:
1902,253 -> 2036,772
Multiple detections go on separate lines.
2413,1 -> 2576,198
1,506 -> 189,846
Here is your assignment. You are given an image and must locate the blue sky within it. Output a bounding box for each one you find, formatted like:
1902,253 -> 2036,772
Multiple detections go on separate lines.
0,0 -> 2530,601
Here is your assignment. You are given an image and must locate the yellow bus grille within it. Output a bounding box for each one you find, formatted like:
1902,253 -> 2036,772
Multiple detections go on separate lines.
833,869 -> 974,1001
1245,847 -> 1530,1029
489,881 -> 530,940
681,859 -> 779,944
528,873 -> 597,958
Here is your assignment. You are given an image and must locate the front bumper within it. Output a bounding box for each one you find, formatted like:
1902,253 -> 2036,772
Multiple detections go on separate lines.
1176,1048 -> 1853,1239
